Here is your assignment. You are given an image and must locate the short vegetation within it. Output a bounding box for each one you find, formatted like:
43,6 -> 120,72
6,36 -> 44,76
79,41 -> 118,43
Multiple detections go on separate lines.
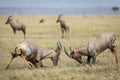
0,15 -> 120,80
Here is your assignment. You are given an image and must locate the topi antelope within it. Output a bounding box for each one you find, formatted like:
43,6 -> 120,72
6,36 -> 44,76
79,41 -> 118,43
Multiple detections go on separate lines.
39,19 -> 44,23
56,15 -> 70,38
5,16 -> 26,39
64,33 -> 118,65
6,41 -> 62,69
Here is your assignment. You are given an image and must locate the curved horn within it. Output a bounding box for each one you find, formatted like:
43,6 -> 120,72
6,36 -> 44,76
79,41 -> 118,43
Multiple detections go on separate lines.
8,16 -> 13,19
40,52 -> 52,60
56,41 -> 62,52
64,47 -> 72,58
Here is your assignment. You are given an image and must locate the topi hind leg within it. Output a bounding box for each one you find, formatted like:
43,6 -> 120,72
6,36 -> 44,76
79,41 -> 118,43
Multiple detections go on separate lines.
87,56 -> 91,64
67,31 -> 69,39
39,61 -> 43,67
92,56 -> 96,65
92,50 -> 98,65
28,62 -> 35,68
110,46 -> 118,64
61,28 -> 64,38
22,30 -> 26,39
21,55 -> 33,69
12,29 -> 16,38
66,28 -> 69,39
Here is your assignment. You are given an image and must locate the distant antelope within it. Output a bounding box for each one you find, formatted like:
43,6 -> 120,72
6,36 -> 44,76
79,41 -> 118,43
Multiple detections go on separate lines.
64,33 -> 118,64
5,16 -> 26,39
56,15 -> 70,38
6,41 -> 62,69
39,19 -> 44,23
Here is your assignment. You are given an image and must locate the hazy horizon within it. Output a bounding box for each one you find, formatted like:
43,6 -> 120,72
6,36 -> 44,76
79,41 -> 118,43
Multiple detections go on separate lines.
0,0 -> 120,8
0,0 -> 120,15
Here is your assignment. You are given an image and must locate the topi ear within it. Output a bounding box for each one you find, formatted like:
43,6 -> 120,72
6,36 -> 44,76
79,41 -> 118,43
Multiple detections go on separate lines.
73,49 -> 75,53
69,47 -> 75,54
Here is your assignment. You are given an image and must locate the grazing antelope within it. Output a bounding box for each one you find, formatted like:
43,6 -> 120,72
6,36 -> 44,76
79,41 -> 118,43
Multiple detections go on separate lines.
5,16 -> 26,39
6,41 -> 62,69
40,19 -> 44,23
64,33 -> 118,64
56,15 -> 70,38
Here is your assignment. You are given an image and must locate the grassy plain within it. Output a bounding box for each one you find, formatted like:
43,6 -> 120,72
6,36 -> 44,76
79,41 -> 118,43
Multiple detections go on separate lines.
0,15 -> 120,80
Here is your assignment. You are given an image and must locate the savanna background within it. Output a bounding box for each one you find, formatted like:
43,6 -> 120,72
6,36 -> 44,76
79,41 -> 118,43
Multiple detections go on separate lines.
0,15 -> 120,80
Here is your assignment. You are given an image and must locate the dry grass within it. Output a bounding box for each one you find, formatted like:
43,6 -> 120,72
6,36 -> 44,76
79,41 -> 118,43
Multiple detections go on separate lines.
0,15 -> 120,80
